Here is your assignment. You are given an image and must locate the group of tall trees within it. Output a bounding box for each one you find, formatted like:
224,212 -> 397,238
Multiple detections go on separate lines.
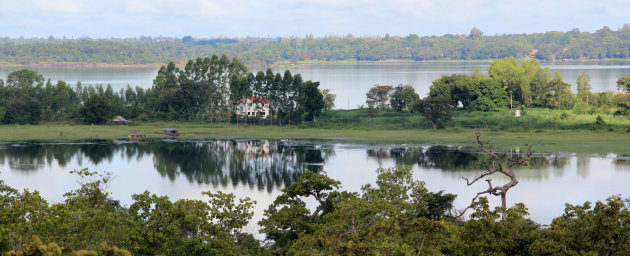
363,57 -> 630,129
1,25 -> 630,65
0,55 -> 326,125
149,55 -> 325,124
429,57 -> 630,113
3,164 -> 630,255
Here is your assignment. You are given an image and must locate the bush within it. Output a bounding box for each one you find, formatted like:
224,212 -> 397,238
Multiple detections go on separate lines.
591,115 -> 606,130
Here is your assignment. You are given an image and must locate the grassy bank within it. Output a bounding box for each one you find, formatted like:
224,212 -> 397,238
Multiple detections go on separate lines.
1,122 -> 629,155
318,108 -> 630,130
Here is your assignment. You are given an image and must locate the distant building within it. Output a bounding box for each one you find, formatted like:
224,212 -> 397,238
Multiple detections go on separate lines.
235,97 -> 271,119
111,116 -> 131,125
235,140 -> 271,159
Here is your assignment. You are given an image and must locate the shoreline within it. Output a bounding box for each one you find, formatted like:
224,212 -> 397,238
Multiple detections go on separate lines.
2,57 -> 629,70
1,123 -> 629,154
0,62 -> 163,68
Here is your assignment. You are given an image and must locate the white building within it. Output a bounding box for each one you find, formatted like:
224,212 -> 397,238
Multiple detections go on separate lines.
235,97 -> 271,119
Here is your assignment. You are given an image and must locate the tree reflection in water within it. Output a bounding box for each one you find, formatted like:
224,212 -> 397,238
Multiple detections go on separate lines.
364,145 -> 614,181
1,141 -> 628,189
367,146 -> 481,171
0,140 -> 333,192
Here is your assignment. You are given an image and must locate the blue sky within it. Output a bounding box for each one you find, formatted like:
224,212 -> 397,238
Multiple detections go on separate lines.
0,0 -> 628,38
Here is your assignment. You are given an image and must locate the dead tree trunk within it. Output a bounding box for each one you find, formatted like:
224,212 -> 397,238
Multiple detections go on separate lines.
459,132 -> 532,221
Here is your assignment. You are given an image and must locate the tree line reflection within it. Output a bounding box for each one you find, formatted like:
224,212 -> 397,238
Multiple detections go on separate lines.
366,145 -> 630,181
0,140 -> 334,192
1,141 -> 627,190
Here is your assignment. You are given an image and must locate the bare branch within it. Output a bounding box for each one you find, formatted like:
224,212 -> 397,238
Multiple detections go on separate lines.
458,132 -> 532,221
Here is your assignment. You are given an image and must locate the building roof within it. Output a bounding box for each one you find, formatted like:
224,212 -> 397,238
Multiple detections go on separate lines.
162,128 -> 178,131
236,96 -> 271,104
111,116 -> 130,122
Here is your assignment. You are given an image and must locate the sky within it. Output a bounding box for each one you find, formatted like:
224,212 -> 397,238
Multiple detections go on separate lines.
0,0 -> 629,39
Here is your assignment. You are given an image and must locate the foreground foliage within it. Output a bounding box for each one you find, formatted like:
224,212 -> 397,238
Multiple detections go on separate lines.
2,165 -> 630,255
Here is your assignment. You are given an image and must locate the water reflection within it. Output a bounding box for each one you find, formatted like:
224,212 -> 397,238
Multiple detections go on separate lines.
367,146 -> 481,170
2,140 -> 630,228
0,140 -> 333,192
365,145 -> 627,179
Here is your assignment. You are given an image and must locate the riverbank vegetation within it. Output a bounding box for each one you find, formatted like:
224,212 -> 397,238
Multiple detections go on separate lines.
2,25 -> 630,65
357,57 -> 630,130
1,56 -> 630,153
0,55 -> 326,126
1,57 -> 629,128
0,122 -> 629,154
2,164 -> 630,255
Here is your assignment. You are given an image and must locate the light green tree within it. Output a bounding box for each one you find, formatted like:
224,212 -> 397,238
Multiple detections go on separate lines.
487,57 -> 531,109
577,72 -> 592,105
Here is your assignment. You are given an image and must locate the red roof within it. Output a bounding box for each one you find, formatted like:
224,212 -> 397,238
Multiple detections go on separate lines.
236,96 -> 271,104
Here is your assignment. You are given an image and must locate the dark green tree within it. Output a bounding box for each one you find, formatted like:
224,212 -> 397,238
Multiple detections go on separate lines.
529,196 -> 630,255
2,97 -> 41,125
301,81 -> 324,122
413,97 -> 455,129
617,74 -> 630,93
80,94 -> 112,124
389,84 -> 420,112
259,171 -> 341,254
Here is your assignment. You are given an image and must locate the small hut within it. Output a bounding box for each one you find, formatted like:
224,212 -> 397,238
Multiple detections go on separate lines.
162,128 -> 179,136
111,116 -> 131,125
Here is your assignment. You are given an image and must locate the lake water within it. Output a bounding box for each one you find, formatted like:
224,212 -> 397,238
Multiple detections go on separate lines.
1,62 -> 629,109
1,140 -> 629,235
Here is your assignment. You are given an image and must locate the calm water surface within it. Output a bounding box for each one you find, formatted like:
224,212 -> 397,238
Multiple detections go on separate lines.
1,62 -> 629,109
1,140 -> 629,235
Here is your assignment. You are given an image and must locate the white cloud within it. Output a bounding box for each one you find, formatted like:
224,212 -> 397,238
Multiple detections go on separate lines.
124,0 -> 158,14
197,0 -> 251,18
35,0 -> 82,13
383,0 -> 434,17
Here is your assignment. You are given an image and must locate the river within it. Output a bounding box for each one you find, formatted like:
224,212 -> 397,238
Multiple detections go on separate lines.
1,140 -> 629,235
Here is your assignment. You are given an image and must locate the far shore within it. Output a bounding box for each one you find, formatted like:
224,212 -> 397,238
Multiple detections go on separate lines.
2,57 -> 629,70
0,62 -> 163,69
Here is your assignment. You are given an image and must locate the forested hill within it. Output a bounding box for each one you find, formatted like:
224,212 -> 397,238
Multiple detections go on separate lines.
2,25 -> 630,65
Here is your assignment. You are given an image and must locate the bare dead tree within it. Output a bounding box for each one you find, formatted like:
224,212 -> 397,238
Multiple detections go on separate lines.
458,132 -> 533,221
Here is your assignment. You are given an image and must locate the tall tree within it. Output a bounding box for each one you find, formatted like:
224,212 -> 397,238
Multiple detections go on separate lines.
301,81 -> 324,123
80,94 -> 112,124
487,57 -> 530,109
577,72 -> 592,105
320,89 -> 336,111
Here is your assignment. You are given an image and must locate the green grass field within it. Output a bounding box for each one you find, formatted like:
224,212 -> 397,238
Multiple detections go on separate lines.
317,108 -> 630,130
1,109 -> 629,154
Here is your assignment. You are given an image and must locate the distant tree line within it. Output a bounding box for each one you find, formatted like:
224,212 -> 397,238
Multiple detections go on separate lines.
364,57 -> 630,128
0,55 -> 326,125
2,25 -> 630,65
